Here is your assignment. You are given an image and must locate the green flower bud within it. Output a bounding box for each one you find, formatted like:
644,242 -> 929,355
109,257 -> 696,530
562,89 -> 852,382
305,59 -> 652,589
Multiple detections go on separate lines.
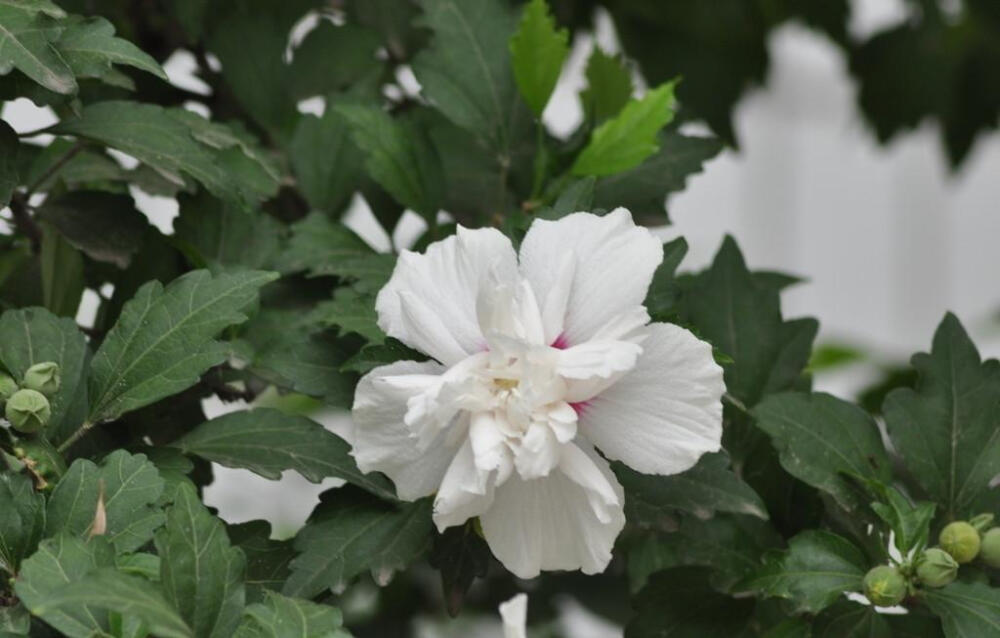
23,361 -> 60,396
916,548 -> 958,588
0,372 -> 17,403
981,528 -> 1000,569
969,513 -> 995,534
940,521 -> 981,563
863,565 -> 907,606
5,389 -> 50,433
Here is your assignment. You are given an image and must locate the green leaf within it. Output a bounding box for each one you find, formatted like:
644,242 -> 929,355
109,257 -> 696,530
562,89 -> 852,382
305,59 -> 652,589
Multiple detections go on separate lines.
176,408 -> 396,500
429,523 -> 491,616
234,591 -> 351,638
0,0 -> 65,18
572,82 -> 677,177
923,581 -> 1000,638
592,130 -> 724,224
173,192 -> 282,272
40,220 -> 84,317
883,313 -> 1000,518
812,599 -> 891,638
155,483 -> 246,638
340,338 -> 427,375
335,104 -> 444,220
289,103 -> 363,216
15,534 -> 117,637
869,485 -> 936,557
283,486 -> 433,598
51,101 -> 279,207
54,16 -> 167,82
0,307 -> 88,442
88,269 -> 277,423
0,5 -> 76,94
254,332 -> 356,409
617,451 -> 769,521
751,392 -> 891,511
580,47 -> 633,122
0,119 -> 18,207
290,21 -> 383,99
38,191 -> 148,268
644,236 -> 688,320
228,521 -> 294,603
626,566 -> 755,637
738,530 -> 867,614
46,450 -> 166,553
0,473 -> 45,575
509,0 -> 568,117
412,0 -> 521,150
311,288 -> 384,344
0,601 -> 29,634
37,568 -> 192,638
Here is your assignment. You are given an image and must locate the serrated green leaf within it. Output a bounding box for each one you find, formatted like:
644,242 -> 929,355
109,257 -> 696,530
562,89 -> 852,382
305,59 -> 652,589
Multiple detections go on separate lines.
644,236 -> 688,320
869,484 -> 935,557
46,450 -> 166,553
617,451 -> 769,521
883,313 -> 1000,518
228,521 -> 294,603
751,392 -> 891,511
38,191 -> 149,268
572,82 -> 677,176
37,568 -> 192,638
0,307 -> 88,442
580,47 -> 632,122
283,486 -> 432,598
340,338 -> 427,375
88,269 -> 277,423
15,534 -> 116,637
311,288 -> 384,344
290,21 -> 383,99
0,5 -> 76,94
254,332 -> 356,409
51,101 -> 278,207
0,473 -> 45,575
737,530 -> 866,614
289,104 -> 363,216
176,408 -> 396,500
116,552 -> 161,580
812,599 -> 891,638
155,483 -> 246,638
923,581 -> 1000,638
0,0 -> 64,17
234,591 -> 351,638
0,119 -> 18,207
39,220 -> 84,317
336,104 -> 444,220
509,0 -> 568,116
173,192 -> 282,272
53,16 -> 166,82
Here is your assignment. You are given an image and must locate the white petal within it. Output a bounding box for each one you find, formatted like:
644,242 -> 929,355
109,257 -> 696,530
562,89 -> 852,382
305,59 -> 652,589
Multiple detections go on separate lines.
433,437 -> 496,530
351,360 -> 459,500
519,208 -> 662,347
556,340 -> 643,380
376,226 -> 518,364
579,322 -> 724,476
499,593 -> 528,638
480,443 -> 625,578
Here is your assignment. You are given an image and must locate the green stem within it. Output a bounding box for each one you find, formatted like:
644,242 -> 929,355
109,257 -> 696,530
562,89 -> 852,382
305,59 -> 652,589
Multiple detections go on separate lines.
25,142 -> 83,197
57,421 -> 94,453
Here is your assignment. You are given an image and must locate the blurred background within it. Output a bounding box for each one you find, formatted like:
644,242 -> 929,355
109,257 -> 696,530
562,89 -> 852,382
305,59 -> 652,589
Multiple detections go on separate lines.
4,0 -> 1000,635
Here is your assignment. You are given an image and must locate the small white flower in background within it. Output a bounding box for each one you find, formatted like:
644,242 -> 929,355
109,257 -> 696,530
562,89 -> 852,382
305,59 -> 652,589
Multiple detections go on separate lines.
498,593 -> 527,638
351,209 -> 725,578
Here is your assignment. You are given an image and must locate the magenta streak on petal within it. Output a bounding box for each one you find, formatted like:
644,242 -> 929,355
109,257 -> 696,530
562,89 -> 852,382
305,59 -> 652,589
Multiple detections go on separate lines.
570,401 -> 590,416
551,334 -> 569,349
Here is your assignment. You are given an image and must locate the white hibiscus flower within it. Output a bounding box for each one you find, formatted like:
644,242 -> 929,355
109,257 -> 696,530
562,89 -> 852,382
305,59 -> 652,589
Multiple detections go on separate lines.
351,208 -> 725,578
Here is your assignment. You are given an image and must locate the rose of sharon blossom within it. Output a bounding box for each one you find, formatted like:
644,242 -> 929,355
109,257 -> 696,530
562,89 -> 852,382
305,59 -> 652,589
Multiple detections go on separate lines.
351,209 -> 724,578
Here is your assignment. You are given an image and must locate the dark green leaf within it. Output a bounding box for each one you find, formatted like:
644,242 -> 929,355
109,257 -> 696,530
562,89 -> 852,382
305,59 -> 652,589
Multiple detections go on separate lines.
228,521 -> 294,603
509,0 -> 568,117
176,408 -> 396,500
580,47 -> 633,123
751,392 -> 891,511
290,21 -> 383,99
46,450 -> 166,553
53,16 -> 167,82
234,591 -> 351,638
311,288 -> 384,344
340,338 -> 427,375
88,269 -> 277,423
155,483 -> 246,638
0,601 -> 29,634
626,566 -> 755,637
812,599 -> 891,638
644,236 -> 688,320
738,530 -> 866,614
869,485 -> 935,557
173,192 -> 282,272
284,486 -> 433,598
883,313 -> 1000,518
0,307 -> 88,442
430,522 -> 491,616
37,568 -> 192,638
289,102 -> 363,216
0,5 -> 76,94
572,82 -> 677,177
0,0 -> 65,18
0,473 -> 45,575
0,119 -> 18,207
40,220 -> 84,318
254,332 -> 356,409
923,581 -> 1000,638
38,191 -> 148,268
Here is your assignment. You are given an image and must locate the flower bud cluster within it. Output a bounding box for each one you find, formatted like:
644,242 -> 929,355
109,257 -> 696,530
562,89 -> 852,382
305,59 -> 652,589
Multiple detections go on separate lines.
0,362 -> 60,434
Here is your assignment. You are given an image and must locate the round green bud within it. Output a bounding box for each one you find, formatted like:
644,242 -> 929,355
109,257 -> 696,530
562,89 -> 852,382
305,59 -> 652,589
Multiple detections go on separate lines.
916,548 -> 958,588
0,372 -> 17,403
940,521 -> 981,563
23,361 -> 60,396
863,565 -> 907,607
981,528 -> 1000,569
5,389 -> 51,433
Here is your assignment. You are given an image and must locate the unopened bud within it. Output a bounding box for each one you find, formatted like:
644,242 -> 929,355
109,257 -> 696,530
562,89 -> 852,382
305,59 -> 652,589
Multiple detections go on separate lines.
0,372 -> 17,403
981,528 -> 1000,569
5,389 -> 50,433
23,362 -> 60,396
916,548 -> 958,588
940,521 -> 981,564
863,565 -> 906,606
969,513 -> 995,534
